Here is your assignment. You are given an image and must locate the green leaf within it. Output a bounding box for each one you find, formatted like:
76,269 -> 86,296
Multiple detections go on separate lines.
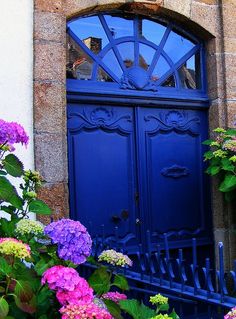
112,274 -> 129,291
0,177 -> 23,209
0,218 -> 16,237
88,267 -> 111,295
103,299 -> 123,319
14,281 -> 34,302
204,151 -> 214,160
202,139 -> 213,145
0,206 -> 15,214
159,303 -> 169,312
219,174 -> 236,193
2,154 -> 24,177
221,158 -> 235,172
119,299 -> 155,319
35,259 -> 49,276
14,295 -> 36,315
206,165 -> 221,176
225,129 -> 236,136
169,309 -> 180,319
28,200 -> 51,215
0,297 -> 9,318
0,257 -> 12,276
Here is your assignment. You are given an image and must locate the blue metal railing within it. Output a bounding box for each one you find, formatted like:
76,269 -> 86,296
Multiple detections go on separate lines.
88,227 -> 236,311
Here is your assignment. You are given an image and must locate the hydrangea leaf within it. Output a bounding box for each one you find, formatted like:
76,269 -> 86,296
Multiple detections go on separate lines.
88,267 -> 110,295
221,158 -> 235,172
219,174 -> 236,192
169,309 -> 180,319
202,139 -> 213,146
0,297 -> 9,318
112,274 -> 129,291
0,257 -> 12,276
206,165 -> 221,176
14,295 -> 36,314
2,154 -> 24,177
103,299 -> 123,319
28,200 -> 51,215
14,281 -> 34,302
119,299 -> 155,319
0,176 -> 23,209
225,129 -> 236,136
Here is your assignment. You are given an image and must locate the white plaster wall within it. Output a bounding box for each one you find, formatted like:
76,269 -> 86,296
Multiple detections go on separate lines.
0,0 -> 34,170
0,0 -> 34,219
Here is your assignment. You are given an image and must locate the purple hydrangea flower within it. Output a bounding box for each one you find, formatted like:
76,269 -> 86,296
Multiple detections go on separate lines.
0,119 -> 29,150
45,219 -> 92,265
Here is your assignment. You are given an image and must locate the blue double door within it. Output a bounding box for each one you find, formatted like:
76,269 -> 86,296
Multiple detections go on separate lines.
67,103 -> 211,249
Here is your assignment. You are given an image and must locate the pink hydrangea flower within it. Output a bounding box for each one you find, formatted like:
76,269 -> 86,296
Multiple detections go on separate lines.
60,301 -> 113,319
102,292 -> 127,304
56,279 -> 94,305
225,307 -> 236,319
0,119 -> 29,150
41,266 -> 93,305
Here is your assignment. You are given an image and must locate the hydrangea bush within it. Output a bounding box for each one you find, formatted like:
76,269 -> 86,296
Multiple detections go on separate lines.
0,119 -> 180,319
203,127 -> 236,201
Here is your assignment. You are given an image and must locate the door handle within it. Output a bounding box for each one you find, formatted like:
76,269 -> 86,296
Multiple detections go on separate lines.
135,218 -> 141,225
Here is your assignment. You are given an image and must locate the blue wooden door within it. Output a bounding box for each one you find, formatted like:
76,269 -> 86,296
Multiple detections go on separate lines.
67,104 -> 211,248
136,107 -> 210,248
67,104 -> 140,242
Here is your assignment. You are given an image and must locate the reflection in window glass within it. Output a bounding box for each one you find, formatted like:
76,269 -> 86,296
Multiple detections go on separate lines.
68,16 -> 109,54
161,75 -> 175,87
66,34 -> 93,80
117,42 -> 134,68
97,67 -> 114,82
140,19 -> 166,46
104,15 -> 133,38
163,29 -> 194,63
102,50 -> 123,79
151,56 -> 170,81
178,52 -> 201,89
139,44 -> 155,70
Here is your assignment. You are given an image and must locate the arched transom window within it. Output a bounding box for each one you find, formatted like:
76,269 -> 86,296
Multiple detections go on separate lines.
67,14 -> 206,94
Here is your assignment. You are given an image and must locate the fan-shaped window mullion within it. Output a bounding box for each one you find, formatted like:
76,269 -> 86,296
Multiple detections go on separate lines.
134,16 -> 139,67
147,24 -> 172,78
98,15 -> 126,72
67,27 -> 120,83
156,45 -> 200,86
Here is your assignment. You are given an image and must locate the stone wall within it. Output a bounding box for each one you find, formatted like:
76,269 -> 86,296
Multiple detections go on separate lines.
34,0 -> 236,264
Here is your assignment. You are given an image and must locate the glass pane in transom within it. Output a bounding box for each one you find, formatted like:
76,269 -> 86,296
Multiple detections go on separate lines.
97,67 -> 115,82
178,52 -> 201,89
163,29 -> 195,63
117,42 -> 135,69
139,44 -> 155,70
102,49 -> 123,80
68,16 -> 109,54
140,19 -> 167,47
151,55 -> 170,82
66,34 -> 93,80
104,15 -> 133,38
161,74 -> 175,87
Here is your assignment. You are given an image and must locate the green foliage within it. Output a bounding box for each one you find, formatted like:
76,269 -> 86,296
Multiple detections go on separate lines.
103,299 -> 123,319
119,299 -> 156,319
0,297 -> 9,318
28,200 -> 51,215
203,127 -> 236,201
112,274 -> 129,291
2,154 -> 24,177
88,267 -> 111,295
0,177 -> 22,209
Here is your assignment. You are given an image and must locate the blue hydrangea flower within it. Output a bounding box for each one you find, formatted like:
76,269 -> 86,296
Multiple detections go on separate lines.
44,219 -> 92,265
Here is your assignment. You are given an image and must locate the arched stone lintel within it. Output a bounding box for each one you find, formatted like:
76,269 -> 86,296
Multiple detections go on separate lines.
65,0 -> 217,39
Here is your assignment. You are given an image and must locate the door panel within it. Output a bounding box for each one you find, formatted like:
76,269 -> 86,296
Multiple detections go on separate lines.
67,104 -> 139,240
137,108 -> 210,245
